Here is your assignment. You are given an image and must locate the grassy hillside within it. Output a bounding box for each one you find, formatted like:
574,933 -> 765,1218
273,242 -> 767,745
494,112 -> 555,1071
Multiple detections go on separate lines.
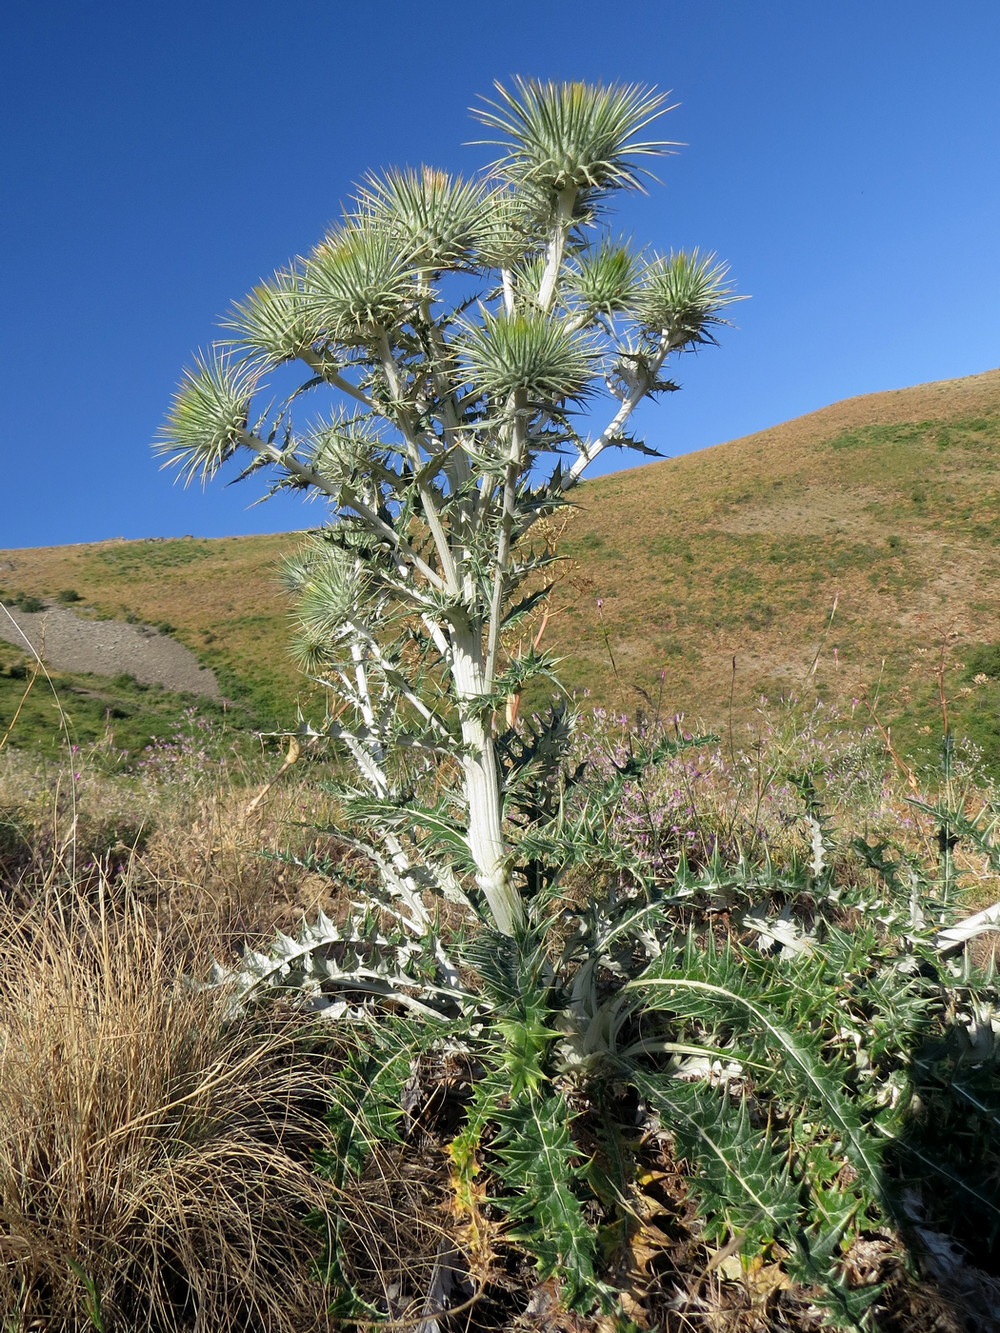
0,533 -> 312,740
0,656 -> 242,761
552,367 -> 1000,767
3,367 -> 1000,765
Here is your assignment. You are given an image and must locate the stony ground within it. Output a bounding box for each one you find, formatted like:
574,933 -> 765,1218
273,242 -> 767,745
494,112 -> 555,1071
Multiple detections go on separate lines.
0,602 -> 219,696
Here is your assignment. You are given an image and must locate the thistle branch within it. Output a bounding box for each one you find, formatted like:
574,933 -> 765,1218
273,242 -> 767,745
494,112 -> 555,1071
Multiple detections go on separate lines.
299,348 -> 374,408
486,391 -> 528,682
537,187 -> 577,312
377,333 -> 461,594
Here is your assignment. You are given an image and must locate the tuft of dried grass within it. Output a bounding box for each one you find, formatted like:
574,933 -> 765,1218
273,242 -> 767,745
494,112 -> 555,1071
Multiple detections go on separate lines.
0,886 -> 335,1332
0,735 -> 349,951
136,779 -> 346,950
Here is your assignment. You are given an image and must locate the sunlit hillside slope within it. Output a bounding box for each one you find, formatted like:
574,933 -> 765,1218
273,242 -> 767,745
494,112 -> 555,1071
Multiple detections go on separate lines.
2,368 -> 999,763
552,367 -> 1000,762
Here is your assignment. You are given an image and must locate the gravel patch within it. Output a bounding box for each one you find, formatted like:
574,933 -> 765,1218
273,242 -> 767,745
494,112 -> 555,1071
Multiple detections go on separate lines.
0,605 -> 220,698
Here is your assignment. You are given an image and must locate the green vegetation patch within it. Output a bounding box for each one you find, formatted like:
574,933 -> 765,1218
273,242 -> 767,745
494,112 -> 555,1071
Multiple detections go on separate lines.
934,415 -> 1000,450
828,420 -> 938,451
88,538 -> 215,577
0,655 -> 257,760
828,413 -> 1000,457
964,642 -> 1000,681
0,591 -> 45,613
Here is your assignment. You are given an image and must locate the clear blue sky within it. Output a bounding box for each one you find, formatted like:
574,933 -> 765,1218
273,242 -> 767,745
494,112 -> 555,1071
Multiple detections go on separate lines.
3,0 -> 998,549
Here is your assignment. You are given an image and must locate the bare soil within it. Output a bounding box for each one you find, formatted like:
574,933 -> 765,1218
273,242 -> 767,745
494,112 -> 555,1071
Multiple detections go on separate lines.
0,603 -> 219,697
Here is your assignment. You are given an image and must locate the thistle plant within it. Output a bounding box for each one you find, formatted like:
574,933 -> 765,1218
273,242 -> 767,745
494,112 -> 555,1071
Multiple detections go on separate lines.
159,78 -> 740,941
158,87 -> 1000,1324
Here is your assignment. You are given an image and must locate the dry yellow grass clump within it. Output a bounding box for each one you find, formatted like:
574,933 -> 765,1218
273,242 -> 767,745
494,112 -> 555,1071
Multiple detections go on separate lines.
0,889 -> 336,1332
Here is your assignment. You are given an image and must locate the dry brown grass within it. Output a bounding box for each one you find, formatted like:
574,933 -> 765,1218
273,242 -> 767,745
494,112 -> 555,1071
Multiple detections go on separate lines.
0,739 -> 348,952
126,771 -> 341,948
0,886 -> 336,1332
